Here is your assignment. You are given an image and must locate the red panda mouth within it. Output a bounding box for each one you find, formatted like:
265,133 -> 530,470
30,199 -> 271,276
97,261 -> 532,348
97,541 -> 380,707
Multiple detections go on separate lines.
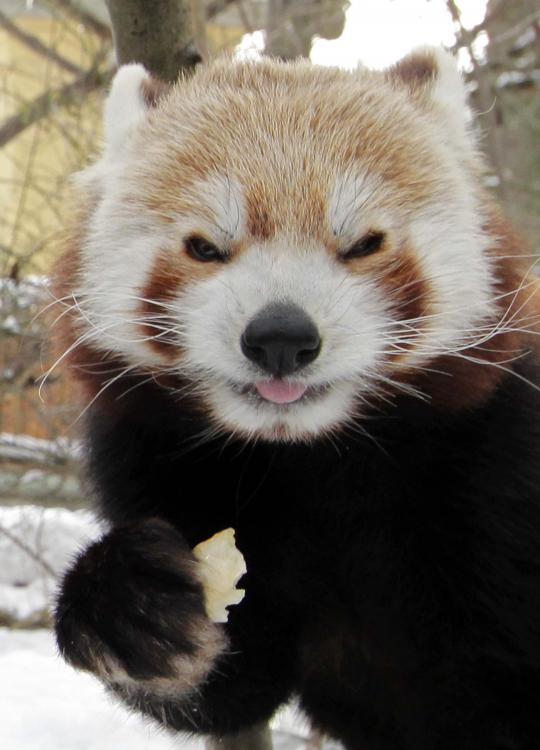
232,380 -> 331,406
254,380 -> 308,404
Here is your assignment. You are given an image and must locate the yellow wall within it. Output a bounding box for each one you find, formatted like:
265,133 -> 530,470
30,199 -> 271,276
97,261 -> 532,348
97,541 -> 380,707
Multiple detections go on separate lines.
0,15 -> 106,438
0,15 -> 104,274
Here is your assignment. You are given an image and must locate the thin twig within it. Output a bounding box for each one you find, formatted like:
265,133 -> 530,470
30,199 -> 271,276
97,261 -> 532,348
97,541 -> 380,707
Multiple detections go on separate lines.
40,0 -> 112,40
489,10 -> 540,49
206,0 -> 238,20
0,10 -> 84,76
0,64 -> 112,149
0,522 -> 56,578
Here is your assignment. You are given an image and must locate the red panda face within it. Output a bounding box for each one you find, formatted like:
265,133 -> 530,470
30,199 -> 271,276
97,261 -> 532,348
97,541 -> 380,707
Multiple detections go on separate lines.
65,52 -> 502,443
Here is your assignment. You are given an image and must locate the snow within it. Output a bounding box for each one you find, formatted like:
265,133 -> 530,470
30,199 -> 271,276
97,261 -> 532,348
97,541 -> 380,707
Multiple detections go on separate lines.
1,314 -> 20,334
0,628 -> 203,750
0,275 -> 49,310
0,628 -> 328,750
0,505 -> 101,621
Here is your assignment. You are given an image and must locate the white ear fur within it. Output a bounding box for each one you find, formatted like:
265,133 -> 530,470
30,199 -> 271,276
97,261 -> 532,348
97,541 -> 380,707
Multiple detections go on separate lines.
427,47 -> 472,130
388,47 -> 474,151
104,63 -> 152,155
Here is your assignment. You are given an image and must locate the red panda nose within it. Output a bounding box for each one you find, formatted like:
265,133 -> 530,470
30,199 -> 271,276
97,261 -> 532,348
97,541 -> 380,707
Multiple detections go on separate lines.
240,304 -> 321,378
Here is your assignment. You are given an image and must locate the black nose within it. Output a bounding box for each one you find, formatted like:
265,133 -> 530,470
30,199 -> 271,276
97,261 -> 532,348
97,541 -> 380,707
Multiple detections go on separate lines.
241,304 -> 321,377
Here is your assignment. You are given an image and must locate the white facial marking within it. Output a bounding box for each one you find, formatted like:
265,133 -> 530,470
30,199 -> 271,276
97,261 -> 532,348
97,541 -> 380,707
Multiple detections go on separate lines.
405,198 -> 495,366
328,171 -> 386,244
173,240 -> 391,441
169,173 -> 246,246
77,196 -> 172,368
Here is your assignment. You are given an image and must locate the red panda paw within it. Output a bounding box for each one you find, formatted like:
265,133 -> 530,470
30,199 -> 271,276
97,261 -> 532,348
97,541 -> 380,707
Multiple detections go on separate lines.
55,518 -> 227,696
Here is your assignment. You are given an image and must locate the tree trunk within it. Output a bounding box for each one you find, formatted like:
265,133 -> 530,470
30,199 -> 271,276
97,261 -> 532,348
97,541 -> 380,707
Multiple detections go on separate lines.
104,0 -> 199,81
206,722 -> 274,750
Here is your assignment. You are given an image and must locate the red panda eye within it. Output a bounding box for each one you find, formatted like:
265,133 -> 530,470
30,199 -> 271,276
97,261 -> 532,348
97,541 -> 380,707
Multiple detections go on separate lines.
342,231 -> 385,261
184,235 -> 225,263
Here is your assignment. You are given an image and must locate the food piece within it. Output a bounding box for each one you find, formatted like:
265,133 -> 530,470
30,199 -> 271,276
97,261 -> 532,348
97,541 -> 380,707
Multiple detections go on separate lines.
192,528 -> 247,623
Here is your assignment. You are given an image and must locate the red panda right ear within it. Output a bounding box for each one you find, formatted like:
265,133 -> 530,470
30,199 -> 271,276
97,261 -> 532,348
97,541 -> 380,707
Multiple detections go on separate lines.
385,48 -> 439,93
385,47 -> 475,153
104,64 -> 170,156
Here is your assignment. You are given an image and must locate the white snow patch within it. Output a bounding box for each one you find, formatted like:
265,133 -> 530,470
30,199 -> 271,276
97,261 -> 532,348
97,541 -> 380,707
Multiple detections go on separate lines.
0,506 -> 102,621
0,628 -> 334,749
0,628 -> 203,750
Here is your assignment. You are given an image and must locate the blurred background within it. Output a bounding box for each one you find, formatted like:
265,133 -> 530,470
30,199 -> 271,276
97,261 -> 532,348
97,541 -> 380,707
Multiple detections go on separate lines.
0,1 -> 538,747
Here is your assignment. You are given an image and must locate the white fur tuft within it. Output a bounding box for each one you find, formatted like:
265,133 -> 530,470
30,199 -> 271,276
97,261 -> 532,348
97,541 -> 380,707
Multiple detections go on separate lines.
429,47 -> 472,130
104,63 -> 151,155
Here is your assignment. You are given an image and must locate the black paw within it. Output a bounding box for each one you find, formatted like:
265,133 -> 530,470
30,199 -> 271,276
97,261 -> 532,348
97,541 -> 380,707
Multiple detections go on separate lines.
55,519 -> 226,688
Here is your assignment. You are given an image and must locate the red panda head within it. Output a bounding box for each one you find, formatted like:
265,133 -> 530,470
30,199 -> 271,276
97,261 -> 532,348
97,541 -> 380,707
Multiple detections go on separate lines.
56,51 -> 537,443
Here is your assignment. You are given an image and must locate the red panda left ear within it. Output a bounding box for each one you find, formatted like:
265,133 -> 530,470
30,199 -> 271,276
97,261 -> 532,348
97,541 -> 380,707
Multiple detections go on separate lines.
386,47 -> 474,149
104,64 -> 170,155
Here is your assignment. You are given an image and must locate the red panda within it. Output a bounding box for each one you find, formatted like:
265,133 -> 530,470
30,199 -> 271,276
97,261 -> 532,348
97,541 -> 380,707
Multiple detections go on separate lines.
54,50 -> 540,749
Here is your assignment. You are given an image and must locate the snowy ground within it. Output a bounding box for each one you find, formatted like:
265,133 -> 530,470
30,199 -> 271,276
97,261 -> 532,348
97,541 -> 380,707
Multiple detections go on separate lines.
0,627 -> 322,750
0,506 -> 340,749
0,627 -> 201,750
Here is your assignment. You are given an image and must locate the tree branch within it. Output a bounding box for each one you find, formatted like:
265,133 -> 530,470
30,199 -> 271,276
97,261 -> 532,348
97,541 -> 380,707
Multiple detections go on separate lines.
0,64 -> 111,149
206,0 -> 239,20
446,0 -> 510,202
489,9 -> 540,50
0,10 -> 84,76
40,0 -> 112,40
0,522 -> 56,578
450,0 -> 506,49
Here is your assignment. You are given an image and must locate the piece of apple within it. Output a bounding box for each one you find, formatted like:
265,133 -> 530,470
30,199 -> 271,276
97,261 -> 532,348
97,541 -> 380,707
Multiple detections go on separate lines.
192,528 -> 247,623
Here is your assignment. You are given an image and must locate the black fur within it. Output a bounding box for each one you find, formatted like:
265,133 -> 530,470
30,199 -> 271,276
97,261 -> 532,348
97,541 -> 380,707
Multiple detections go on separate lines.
55,356 -> 540,749
56,520 -> 208,679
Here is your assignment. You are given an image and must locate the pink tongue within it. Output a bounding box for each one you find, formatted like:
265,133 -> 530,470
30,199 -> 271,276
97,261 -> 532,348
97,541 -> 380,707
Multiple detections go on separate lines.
255,380 -> 308,404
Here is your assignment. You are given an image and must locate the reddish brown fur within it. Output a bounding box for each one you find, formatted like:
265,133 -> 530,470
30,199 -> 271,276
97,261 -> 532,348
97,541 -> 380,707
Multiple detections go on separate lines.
245,187 -> 277,240
132,61 -> 450,245
377,249 -> 432,360
385,50 -> 438,90
139,251 -> 183,359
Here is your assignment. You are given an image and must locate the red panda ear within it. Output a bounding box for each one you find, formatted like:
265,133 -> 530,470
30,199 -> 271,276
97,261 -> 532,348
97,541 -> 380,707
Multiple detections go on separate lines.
104,64 -> 170,155
386,47 -> 474,149
386,48 -> 439,92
